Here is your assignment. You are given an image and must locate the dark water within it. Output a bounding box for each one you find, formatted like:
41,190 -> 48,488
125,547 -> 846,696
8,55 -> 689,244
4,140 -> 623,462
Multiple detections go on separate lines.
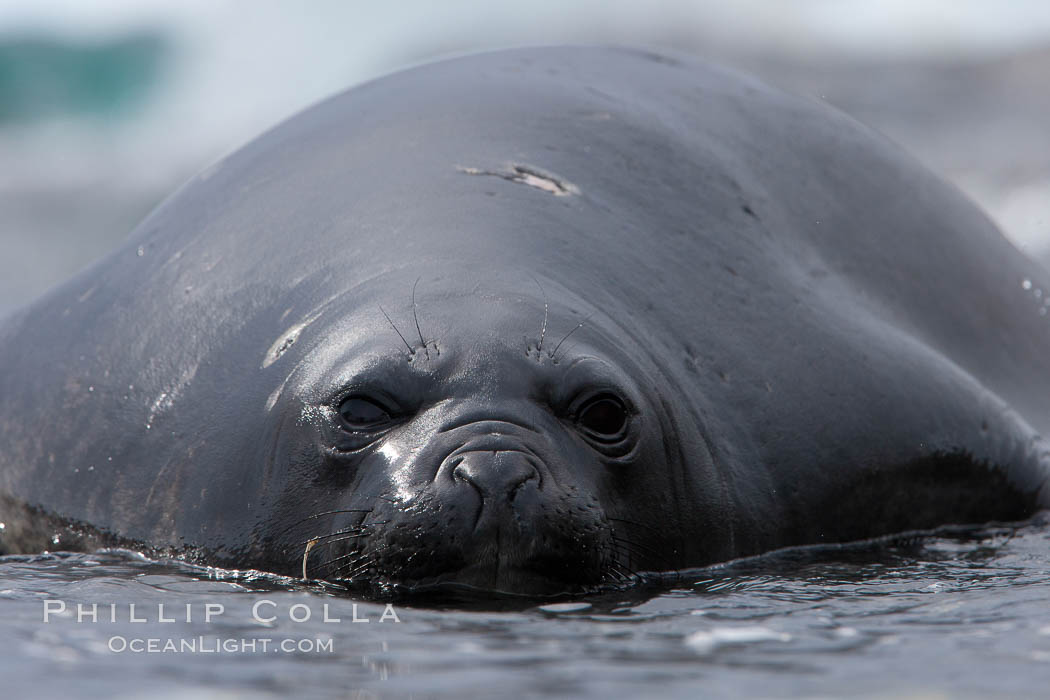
3,520 -> 1050,698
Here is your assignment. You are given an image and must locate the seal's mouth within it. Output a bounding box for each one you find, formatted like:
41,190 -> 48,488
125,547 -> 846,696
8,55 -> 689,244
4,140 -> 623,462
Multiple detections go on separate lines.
339,525 -> 616,596
306,491 -> 619,597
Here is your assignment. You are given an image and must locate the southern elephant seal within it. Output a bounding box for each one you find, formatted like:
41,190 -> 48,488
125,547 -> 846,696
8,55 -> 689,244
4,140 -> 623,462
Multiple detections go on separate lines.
2,46 -> 1049,596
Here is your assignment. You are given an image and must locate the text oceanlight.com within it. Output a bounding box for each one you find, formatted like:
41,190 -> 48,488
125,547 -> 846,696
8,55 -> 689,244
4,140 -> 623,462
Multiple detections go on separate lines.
107,636 -> 335,654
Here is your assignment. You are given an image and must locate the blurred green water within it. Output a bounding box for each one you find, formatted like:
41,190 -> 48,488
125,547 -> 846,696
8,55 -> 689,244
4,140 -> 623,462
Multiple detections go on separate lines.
0,32 -> 168,123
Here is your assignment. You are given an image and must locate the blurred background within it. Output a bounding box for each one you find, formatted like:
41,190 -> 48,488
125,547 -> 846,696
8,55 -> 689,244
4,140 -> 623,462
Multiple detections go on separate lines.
2,0 -> 1049,316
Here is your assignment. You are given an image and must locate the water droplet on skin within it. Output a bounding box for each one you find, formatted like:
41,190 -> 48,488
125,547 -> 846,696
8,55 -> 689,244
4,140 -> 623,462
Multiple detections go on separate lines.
1023,279 -> 1033,290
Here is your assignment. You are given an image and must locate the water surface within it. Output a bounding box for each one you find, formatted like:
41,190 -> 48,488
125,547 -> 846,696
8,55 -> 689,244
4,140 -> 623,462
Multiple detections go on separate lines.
3,520 -> 1049,698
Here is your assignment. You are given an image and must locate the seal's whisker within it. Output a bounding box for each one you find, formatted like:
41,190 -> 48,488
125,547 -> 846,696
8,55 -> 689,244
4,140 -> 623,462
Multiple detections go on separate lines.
549,312 -> 594,360
394,547 -> 428,574
411,277 -> 429,359
302,539 -> 319,580
610,534 -> 664,557
611,546 -> 663,573
297,518 -> 391,558
273,508 -> 376,538
327,542 -> 391,572
606,561 -> 638,585
315,549 -> 377,581
303,518 -> 389,543
610,535 -> 667,570
333,554 -> 381,582
609,542 -> 639,573
529,274 -> 549,354
379,304 -> 414,355
554,339 -> 584,361
607,516 -> 664,536
608,548 -> 642,577
324,563 -> 366,583
294,530 -> 370,549
316,549 -> 371,573
605,559 -> 631,579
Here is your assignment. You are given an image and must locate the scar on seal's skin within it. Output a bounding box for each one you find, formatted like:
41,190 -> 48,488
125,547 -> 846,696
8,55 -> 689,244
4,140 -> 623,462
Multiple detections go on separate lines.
458,164 -> 579,196
264,308 -> 326,369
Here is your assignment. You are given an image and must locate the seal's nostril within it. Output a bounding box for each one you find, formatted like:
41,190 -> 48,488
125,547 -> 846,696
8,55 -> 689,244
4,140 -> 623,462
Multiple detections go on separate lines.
451,458 -> 468,484
449,451 -> 540,500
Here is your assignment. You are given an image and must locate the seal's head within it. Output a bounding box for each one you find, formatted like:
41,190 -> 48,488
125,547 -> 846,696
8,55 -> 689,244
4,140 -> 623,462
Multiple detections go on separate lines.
256,268 -> 725,595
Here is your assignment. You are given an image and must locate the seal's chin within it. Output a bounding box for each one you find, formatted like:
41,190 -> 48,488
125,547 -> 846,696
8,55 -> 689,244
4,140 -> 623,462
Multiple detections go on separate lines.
342,529 -> 614,596
324,499 -> 617,597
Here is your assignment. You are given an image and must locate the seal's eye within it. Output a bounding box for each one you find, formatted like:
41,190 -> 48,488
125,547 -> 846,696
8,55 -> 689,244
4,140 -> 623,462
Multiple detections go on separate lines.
338,395 -> 393,430
576,395 -> 628,440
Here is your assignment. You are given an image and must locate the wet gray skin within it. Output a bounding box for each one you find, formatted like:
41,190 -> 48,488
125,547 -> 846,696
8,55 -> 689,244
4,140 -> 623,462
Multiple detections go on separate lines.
1,47 -> 1049,596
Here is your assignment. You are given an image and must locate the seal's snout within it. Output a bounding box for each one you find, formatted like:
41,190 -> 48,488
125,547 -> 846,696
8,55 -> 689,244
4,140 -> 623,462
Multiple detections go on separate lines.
450,450 -> 540,501
316,419 -> 615,594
